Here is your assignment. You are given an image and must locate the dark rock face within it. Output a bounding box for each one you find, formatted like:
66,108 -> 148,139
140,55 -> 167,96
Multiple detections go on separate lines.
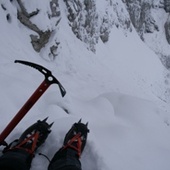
123,0 -> 170,70
64,0 -> 132,52
165,17 -> 170,44
5,0 -> 170,64
64,0 -> 98,52
49,0 -> 60,18
164,0 -> 170,12
124,0 -> 159,39
30,30 -> 52,52
3,0 -> 132,55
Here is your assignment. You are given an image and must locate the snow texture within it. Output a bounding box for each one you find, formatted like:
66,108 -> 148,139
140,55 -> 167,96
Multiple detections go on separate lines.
0,1 -> 170,170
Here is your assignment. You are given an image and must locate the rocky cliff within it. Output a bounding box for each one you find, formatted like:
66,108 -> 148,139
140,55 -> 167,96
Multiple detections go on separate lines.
124,0 -> 170,69
1,0 -> 170,70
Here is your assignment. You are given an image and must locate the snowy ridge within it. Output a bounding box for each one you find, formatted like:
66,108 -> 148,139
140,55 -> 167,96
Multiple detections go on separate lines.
0,1 -> 170,170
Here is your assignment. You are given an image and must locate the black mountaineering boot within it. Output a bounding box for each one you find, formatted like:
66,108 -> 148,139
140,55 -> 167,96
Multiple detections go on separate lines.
0,118 -> 53,170
48,119 -> 89,170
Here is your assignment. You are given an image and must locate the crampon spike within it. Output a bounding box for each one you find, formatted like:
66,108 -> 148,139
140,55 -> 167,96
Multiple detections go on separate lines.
42,117 -> 48,122
78,119 -> 82,123
49,122 -> 54,128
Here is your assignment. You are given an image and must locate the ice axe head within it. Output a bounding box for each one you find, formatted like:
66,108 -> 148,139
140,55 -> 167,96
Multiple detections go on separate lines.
15,60 -> 66,97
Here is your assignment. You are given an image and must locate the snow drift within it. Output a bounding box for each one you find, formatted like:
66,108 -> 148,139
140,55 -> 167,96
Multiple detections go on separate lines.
0,1 -> 170,170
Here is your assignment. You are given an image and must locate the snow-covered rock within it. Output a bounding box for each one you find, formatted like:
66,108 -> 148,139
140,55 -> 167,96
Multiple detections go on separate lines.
0,1 -> 170,170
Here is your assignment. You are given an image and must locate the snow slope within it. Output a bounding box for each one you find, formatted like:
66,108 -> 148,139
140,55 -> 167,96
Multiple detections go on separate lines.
0,1 -> 170,170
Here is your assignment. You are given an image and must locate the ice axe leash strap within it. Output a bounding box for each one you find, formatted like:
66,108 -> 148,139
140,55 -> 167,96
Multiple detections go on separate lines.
0,60 -> 66,146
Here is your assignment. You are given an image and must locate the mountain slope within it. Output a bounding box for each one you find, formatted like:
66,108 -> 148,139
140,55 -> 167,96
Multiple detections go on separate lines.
0,1 -> 170,170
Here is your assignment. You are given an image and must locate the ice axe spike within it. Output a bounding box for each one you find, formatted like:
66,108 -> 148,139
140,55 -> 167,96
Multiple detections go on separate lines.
0,60 -> 66,146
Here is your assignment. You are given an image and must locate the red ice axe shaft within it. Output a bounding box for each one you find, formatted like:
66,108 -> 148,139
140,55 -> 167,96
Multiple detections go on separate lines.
0,60 -> 66,145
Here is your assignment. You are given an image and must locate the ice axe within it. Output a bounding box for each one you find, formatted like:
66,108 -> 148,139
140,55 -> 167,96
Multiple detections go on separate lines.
0,60 -> 66,146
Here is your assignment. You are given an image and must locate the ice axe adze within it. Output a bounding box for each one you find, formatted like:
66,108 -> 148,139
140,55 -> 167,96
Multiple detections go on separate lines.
0,60 -> 66,146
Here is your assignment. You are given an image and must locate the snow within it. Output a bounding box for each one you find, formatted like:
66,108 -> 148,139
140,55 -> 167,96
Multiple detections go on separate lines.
0,1 -> 170,170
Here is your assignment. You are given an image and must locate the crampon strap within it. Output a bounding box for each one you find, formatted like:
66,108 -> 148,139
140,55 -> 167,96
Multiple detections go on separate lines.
63,133 -> 82,158
12,131 -> 40,155
0,140 -> 8,147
